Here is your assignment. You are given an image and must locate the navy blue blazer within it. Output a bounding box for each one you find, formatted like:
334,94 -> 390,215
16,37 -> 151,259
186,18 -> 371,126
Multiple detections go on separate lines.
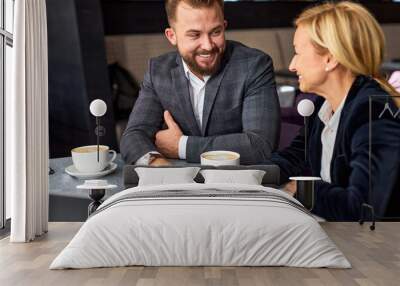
272,76 -> 400,221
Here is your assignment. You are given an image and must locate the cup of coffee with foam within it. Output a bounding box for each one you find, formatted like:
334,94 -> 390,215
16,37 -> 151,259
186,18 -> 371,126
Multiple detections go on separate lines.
200,150 -> 240,166
71,145 -> 117,173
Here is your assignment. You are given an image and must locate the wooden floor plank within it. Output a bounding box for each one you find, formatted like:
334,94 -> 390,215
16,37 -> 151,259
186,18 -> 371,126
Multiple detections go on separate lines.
1,222 -> 400,286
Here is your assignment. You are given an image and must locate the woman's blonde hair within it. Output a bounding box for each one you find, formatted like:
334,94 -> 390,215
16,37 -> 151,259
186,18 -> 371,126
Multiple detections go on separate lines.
295,1 -> 400,105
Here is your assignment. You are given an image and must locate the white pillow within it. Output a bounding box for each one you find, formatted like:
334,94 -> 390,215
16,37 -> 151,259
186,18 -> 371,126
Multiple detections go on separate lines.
200,169 -> 266,185
135,167 -> 201,186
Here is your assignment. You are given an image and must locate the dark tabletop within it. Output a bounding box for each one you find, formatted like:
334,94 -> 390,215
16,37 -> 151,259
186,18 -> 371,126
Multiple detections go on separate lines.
49,155 -> 126,199
48,155 -> 197,200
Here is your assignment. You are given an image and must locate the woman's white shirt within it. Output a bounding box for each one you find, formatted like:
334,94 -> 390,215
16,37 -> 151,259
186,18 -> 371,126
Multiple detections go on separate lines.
318,97 -> 346,183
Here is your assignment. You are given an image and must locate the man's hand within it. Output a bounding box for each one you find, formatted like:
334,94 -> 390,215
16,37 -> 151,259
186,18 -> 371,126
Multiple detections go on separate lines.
155,111 -> 183,159
284,180 -> 297,196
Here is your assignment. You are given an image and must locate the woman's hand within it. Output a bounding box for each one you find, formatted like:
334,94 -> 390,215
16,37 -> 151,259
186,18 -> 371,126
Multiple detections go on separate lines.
284,181 -> 297,196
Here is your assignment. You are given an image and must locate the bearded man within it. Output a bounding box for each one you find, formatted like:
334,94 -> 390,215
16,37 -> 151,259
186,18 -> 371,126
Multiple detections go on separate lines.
120,0 -> 280,166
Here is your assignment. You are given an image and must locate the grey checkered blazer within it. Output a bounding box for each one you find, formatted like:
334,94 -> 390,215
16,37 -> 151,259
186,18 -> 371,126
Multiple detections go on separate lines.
120,40 -> 280,164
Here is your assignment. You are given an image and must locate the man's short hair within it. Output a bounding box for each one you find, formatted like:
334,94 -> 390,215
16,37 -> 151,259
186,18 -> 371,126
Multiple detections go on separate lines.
165,0 -> 224,25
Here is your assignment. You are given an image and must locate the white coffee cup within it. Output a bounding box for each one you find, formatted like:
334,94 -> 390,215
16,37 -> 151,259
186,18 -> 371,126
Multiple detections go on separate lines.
200,150 -> 240,166
71,145 -> 117,173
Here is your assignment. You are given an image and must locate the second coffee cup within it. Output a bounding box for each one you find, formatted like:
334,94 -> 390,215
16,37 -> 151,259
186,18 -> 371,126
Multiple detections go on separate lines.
71,145 -> 117,173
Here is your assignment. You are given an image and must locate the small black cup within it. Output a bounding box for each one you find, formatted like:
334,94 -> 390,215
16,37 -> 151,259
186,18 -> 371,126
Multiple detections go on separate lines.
289,177 -> 321,211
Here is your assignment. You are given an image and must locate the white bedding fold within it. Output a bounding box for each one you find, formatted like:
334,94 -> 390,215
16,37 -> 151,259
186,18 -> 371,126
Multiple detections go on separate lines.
50,183 -> 351,269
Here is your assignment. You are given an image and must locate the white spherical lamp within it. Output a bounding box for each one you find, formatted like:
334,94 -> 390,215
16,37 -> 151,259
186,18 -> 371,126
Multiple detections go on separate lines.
90,99 -> 107,117
296,98 -> 315,164
297,99 -> 315,117
89,99 -> 107,163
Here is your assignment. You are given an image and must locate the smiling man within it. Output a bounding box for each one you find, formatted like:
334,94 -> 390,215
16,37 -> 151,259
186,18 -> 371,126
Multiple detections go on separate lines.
120,0 -> 280,166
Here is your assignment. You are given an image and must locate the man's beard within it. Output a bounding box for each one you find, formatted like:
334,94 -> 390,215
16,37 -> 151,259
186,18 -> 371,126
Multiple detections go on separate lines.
180,47 -> 224,76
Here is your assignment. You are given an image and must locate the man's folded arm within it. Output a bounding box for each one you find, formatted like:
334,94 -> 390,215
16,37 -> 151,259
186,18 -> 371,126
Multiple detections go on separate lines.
185,53 -> 280,164
120,61 -> 164,165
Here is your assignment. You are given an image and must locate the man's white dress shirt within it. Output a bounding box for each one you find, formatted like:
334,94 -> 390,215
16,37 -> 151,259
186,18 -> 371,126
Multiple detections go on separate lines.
135,60 -> 209,164
318,97 -> 346,183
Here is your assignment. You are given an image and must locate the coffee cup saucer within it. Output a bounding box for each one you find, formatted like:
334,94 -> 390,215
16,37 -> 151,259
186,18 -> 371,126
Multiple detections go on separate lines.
65,162 -> 117,179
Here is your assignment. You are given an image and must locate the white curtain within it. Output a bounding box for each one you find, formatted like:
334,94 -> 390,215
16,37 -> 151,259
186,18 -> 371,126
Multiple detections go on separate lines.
7,0 -> 49,242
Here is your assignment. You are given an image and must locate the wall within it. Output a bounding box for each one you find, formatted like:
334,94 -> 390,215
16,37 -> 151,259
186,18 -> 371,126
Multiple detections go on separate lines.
47,0 -> 118,157
104,24 -> 400,84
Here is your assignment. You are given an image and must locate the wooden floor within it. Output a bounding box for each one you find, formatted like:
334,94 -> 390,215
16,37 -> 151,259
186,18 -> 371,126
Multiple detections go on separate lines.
1,222 -> 400,286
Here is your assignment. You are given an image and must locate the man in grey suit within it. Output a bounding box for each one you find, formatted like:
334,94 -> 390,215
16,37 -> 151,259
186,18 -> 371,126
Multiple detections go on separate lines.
120,0 -> 280,166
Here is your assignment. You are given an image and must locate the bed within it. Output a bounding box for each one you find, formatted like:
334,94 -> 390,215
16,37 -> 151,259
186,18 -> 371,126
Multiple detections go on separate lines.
50,166 -> 350,269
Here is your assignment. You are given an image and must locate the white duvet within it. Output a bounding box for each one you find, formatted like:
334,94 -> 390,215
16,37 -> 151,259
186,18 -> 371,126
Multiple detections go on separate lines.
50,183 -> 351,269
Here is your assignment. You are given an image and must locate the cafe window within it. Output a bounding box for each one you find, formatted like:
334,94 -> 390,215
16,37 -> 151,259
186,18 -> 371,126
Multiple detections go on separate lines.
0,0 -> 14,229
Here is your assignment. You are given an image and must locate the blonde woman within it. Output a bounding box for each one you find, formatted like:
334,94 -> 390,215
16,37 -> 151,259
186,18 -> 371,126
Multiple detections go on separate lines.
272,1 -> 400,221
